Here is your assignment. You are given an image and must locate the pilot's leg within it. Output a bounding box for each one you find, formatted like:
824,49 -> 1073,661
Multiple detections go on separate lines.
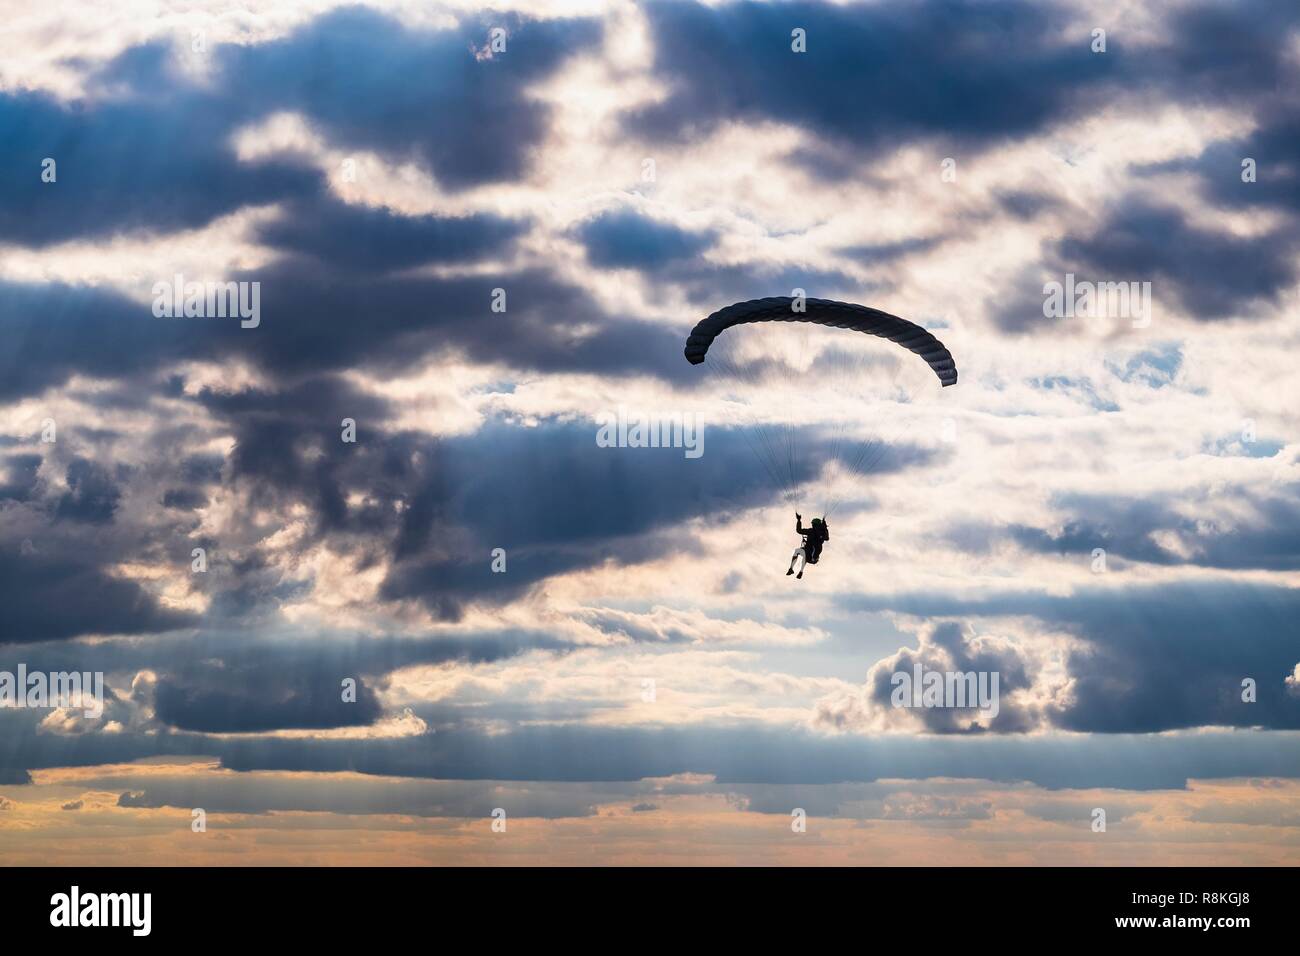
787,548 -> 806,576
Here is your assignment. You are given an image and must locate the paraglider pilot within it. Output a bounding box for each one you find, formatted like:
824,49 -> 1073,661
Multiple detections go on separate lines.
787,513 -> 828,579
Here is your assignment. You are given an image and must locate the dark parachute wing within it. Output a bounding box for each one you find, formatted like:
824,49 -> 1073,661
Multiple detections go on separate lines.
684,297 -> 957,386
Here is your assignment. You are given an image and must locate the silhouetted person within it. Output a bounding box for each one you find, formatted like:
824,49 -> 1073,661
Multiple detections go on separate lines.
787,513 -> 828,579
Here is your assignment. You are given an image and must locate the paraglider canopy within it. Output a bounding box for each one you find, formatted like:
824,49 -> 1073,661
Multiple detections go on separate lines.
684,296 -> 957,386
683,296 -> 957,515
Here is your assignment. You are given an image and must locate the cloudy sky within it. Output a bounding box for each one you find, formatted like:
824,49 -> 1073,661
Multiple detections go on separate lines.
1,0 -> 1298,865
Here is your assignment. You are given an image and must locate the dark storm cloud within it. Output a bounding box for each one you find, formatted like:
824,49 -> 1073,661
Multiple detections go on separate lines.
5,366 -> 869,638
1109,114 -> 1300,324
177,453 -> 225,485
153,664 -> 385,733
1135,0 -> 1300,216
161,487 -> 207,510
3,244 -> 646,413
0,549 -> 196,645
380,421 -> 783,619
0,7 -> 814,406
1052,202 -> 1297,321
196,374 -> 397,535
1,663 -> 1296,790
379,421 -> 932,619
578,209 -> 716,269
192,723 -> 1300,791
184,370 -> 932,621
0,625 -> 573,739
956,485 -> 1300,572
1194,114 -> 1300,215
1,627 -> 570,693
0,73 -> 318,247
0,8 -> 597,246
54,457 -> 122,524
0,439 -> 213,645
1042,581 -> 1300,734
1033,1 -> 1300,325
166,365 -> 934,622
1151,0 -> 1299,97
837,237 -> 942,264
10,686 -> 1279,790
0,279 -> 204,402
985,263 -> 1064,333
177,257 -> 677,393
992,199 -> 1299,332
0,9 -> 661,406
625,0 -> 1299,175
625,1 -> 1300,331
257,195 -> 524,274
190,387 -> 763,618
783,142 -> 893,185
570,203 -> 862,301
627,0 -> 1117,159
0,453 -> 42,502
0,262 -> 691,405
219,7 -> 600,190
994,190 -> 1061,221
841,580 -> 1300,732
0,425 -> 256,644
